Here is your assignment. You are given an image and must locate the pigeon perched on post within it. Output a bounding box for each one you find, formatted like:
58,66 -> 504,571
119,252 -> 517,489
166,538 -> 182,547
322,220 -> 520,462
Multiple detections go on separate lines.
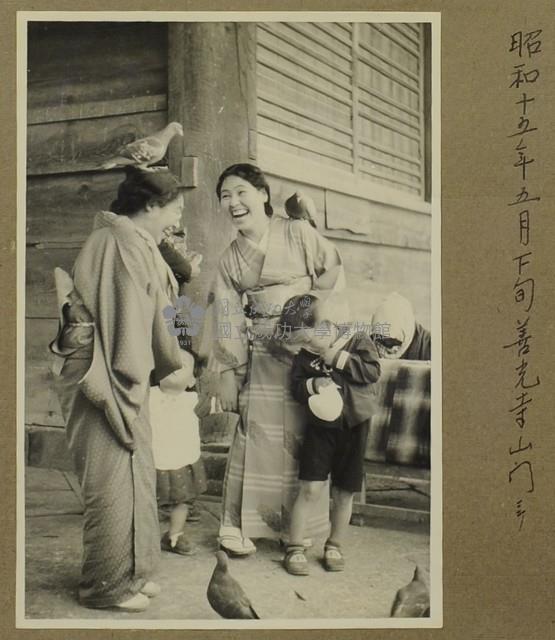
207,551 -> 260,619
100,122 -> 184,171
390,565 -> 430,617
284,191 -> 317,228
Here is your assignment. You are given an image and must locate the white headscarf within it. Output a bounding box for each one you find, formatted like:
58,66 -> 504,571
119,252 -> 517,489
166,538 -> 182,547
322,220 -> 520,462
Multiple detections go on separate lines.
370,292 -> 416,358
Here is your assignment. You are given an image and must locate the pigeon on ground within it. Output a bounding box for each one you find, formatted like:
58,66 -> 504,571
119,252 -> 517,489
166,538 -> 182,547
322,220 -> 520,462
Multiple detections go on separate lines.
284,191 -> 317,228
100,122 -> 183,170
207,551 -> 260,619
390,565 -> 430,618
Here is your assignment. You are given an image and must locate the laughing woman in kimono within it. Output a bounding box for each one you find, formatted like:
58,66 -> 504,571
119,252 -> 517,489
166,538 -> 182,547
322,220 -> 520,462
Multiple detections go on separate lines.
202,164 -> 346,557
50,168 -> 186,612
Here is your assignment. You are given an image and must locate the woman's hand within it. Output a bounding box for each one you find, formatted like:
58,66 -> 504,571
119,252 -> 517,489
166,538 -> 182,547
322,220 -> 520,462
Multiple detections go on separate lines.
313,376 -> 334,393
218,368 -> 239,412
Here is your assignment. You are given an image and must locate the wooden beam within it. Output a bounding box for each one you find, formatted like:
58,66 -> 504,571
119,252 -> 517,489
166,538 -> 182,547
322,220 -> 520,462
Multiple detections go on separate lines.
27,110 -> 168,176
167,22 -> 256,335
26,171 -> 123,244
28,94 -> 167,126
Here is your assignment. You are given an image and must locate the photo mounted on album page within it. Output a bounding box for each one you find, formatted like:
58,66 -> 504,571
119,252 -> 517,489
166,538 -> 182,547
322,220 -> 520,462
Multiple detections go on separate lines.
16,9 -> 442,631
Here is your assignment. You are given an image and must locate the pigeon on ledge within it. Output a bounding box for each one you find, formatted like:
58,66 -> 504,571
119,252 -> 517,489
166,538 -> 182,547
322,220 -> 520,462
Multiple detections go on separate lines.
100,122 -> 183,171
207,551 -> 260,619
390,564 -> 430,618
284,191 -> 317,228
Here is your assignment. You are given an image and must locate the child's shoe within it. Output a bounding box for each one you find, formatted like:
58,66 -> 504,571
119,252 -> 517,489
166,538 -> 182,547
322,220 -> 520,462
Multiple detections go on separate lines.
323,542 -> 344,572
283,545 -> 309,576
161,531 -> 196,556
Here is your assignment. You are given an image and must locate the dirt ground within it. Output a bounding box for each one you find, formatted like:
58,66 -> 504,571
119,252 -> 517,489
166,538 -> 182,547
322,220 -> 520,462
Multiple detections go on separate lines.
23,467 -> 430,623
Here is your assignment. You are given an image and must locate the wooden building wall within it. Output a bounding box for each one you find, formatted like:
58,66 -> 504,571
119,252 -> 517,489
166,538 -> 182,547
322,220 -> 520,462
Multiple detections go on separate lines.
26,22 -> 169,442
24,21 -> 432,475
256,22 -> 432,329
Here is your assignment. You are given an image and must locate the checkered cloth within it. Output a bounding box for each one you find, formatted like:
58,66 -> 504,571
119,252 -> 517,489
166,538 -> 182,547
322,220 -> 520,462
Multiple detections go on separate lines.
365,359 -> 431,468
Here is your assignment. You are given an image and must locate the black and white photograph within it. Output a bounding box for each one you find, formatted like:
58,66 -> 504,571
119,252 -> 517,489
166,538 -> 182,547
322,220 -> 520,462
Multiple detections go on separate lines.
18,12 -> 441,628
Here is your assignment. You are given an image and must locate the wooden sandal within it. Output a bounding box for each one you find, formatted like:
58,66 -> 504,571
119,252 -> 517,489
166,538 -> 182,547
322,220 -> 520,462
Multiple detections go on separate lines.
284,545 -> 309,576
323,543 -> 345,572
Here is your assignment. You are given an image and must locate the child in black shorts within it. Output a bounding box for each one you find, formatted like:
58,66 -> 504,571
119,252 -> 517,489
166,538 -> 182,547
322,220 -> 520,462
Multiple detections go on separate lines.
278,294 -> 381,576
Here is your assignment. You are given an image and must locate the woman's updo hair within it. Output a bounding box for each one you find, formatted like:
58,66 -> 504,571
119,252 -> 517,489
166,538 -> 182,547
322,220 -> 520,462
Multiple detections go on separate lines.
111,167 -> 184,216
215,163 -> 274,217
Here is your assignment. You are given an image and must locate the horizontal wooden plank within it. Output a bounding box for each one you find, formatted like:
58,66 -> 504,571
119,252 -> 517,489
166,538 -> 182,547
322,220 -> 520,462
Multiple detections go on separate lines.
28,94 -> 167,126
325,188 -> 430,249
314,22 -> 353,48
351,502 -> 430,525
257,41 -> 352,93
371,23 -> 421,58
257,49 -> 352,106
257,128 -> 353,167
364,461 -> 430,483
25,318 -> 65,427
257,23 -> 352,79
27,110 -> 169,175
358,158 -> 422,190
356,77 -> 420,120
258,102 -> 353,152
390,22 -> 422,49
359,169 -> 421,196
358,147 -> 422,180
325,236 -> 432,335
27,21 -> 167,110
257,93 -> 352,136
358,48 -> 420,95
26,171 -> 124,244
359,23 -> 420,75
257,70 -> 352,129
336,22 -> 353,33
358,102 -> 422,143
359,40 -> 420,85
399,22 -> 421,37
283,22 -> 353,63
259,143 -> 431,216
26,245 -> 80,319
359,138 -> 421,167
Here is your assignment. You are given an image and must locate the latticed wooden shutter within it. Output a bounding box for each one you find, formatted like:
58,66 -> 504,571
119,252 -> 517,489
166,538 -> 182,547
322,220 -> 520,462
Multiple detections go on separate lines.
257,23 -> 355,173
256,21 -> 427,203
355,23 -> 425,197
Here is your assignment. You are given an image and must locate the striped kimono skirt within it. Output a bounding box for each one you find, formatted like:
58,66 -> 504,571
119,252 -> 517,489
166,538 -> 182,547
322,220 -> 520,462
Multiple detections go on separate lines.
54,342 -> 160,608
220,318 -> 331,541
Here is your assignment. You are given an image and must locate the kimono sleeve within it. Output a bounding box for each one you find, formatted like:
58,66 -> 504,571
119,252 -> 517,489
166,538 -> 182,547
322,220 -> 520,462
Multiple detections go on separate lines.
332,333 -> 381,385
102,238 -> 179,412
199,253 -> 249,377
290,355 -> 315,405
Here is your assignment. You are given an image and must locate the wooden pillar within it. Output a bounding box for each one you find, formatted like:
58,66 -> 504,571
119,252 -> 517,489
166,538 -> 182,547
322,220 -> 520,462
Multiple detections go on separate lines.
167,22 -> 257,313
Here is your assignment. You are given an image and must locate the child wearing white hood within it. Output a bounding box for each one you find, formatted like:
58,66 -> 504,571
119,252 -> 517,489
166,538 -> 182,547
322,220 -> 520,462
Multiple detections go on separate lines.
370,292 -> 431,360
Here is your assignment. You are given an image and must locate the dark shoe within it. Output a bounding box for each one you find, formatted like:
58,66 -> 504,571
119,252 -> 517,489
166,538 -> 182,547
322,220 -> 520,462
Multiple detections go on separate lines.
323,543 -> 345,572
283,545 -> 309,576
161,531 -> 196,556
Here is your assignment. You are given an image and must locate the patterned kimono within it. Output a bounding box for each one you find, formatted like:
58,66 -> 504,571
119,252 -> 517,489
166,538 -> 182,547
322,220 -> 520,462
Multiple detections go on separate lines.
51,211 -> 182,608
204,215 -> 345,539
